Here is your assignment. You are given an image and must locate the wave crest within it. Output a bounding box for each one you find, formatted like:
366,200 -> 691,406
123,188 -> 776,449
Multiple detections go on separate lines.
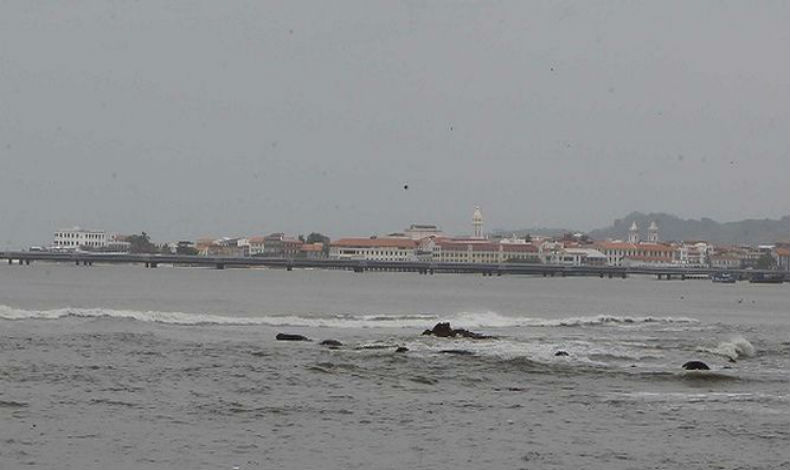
0,305 -> 697,329
697,336 -> 756,361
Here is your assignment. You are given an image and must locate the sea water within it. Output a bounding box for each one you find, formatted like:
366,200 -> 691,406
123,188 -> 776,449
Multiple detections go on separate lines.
1,263 -> 788,469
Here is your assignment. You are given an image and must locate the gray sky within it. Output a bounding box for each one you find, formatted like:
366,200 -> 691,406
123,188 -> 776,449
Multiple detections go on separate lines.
1,1 -> 788,247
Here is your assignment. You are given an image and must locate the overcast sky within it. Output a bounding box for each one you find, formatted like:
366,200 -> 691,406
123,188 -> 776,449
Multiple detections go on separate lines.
1,1 -> 788,247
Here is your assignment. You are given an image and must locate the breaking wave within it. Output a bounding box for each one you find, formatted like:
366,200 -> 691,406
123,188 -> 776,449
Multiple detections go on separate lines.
0,305 -> 697,329
697,336 -> 756,361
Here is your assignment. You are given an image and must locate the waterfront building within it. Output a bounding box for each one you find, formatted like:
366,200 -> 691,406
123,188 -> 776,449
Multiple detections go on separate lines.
300,243 -> 326,259
403,224 -> 444,240
709,253 -> 743,269
53,227 -> 107,249
262,233 -> 303,258
196,237 -> 248,257
431,239 -> 540,264
329,237 -> 418,261
675,241 -> 713,266
775,246 -> 790,271
549,248 -> 608,266
594,241 -> 674,267
248,236 -> 266,256
106,234 -> 131,252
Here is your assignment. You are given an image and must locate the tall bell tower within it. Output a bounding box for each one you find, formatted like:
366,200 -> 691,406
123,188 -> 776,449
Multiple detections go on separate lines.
647,221 -> 659,243
472,206 -> 484,239
628,221 -> 640,244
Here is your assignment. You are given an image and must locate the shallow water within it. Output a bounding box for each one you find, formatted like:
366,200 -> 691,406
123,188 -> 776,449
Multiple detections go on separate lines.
1,263 -> 789,469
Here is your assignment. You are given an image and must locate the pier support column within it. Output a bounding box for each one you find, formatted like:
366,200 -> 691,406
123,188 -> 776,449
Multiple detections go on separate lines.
8,258 -> 12,265
26,259 -> 31,265
76,260 -> 80,266
216,263 -> 224,270
621,272 -> 627,279
681,274 -> 686,280
150,262 -> 157,268
287,266 -> 292,271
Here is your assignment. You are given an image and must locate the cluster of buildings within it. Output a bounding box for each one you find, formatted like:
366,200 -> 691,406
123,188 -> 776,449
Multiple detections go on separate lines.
193,234 -> 325,259
48,207 -> 790,271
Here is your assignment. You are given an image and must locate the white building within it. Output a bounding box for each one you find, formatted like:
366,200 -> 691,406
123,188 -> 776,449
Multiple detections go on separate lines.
53,227 -> 107,250
403,224 -> 444,240
676,242 -> 712,266
431,239 -> 540,264
549,248 -> 608,266
248,236 -> 266,256
329,238 -> 418,261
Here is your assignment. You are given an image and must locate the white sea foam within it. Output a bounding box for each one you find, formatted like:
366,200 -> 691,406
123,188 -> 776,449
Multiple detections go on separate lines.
697,336 -> 756,361
0,305 -> 697,330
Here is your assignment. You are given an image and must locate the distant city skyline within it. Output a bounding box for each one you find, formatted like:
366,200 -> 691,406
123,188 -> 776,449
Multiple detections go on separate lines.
19,208 -> 790,249
1,2 -> 788,249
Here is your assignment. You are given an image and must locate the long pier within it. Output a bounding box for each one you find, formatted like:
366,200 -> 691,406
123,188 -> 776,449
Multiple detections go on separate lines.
2,251 -> 788,281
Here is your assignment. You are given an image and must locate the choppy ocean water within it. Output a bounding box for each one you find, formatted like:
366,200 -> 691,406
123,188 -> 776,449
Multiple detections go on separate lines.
1,264 -> 788,469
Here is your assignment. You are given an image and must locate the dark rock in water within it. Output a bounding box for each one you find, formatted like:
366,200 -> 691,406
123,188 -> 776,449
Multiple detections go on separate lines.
439,349 -> 475,356
682,360 -> 710,370
276,333 -> 310,342
395,346 -> 409,353
454,329 -> 490,339
728,357 -> 737,363
554,351 -> 569,357
422,322 -> 492,339
431,322 -> 454,337
320,339 -> 343,347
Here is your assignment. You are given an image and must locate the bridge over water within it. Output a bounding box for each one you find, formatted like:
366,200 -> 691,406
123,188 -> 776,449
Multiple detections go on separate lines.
1,251 -> 787,281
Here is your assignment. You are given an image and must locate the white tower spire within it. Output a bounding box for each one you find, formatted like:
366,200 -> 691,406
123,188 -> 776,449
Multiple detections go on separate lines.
472,206 -> 484,239
647,220 -> 659,243
628,221 -> 640,244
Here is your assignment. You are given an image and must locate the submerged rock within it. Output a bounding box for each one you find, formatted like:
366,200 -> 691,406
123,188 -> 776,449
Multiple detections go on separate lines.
395,346 -> 409,353
682,360 -> 710,370
320,339 -> 343,347
554,351 -> 569,357
421,322 -> 492,339
276,333 -> 311,342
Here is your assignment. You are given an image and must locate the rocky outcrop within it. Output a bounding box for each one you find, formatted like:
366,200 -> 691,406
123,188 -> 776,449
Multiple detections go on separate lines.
320,339 -> 343,347
421,322 -> 492,339
276,333 -> 311,342
395,346 -> 409,353
554,351 -> 569,357
682,360 -> 710,370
